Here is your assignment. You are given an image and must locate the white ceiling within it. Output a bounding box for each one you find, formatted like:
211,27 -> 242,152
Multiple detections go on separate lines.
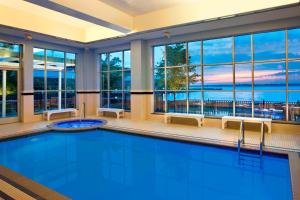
98,0 -> 200,16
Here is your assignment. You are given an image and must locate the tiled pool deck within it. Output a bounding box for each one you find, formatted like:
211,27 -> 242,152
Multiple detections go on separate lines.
1,116 -> 299,152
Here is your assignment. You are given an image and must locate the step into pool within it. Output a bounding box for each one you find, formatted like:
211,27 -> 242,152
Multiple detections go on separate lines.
0,129 -> 292,200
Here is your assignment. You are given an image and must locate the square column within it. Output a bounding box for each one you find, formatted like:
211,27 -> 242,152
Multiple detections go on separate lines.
21,41 -> 35,122
76,48 -> 100,116
130,40 -> 152,120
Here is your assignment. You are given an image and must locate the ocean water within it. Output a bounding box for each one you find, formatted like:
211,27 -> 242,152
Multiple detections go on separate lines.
0,130 -> 292,200
165,85 -> 300,102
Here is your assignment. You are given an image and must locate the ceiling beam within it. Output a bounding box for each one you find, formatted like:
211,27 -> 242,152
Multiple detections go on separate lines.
25,0 -> 132,33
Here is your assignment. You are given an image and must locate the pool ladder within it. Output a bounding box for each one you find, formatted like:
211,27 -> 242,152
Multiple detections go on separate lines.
237,120 -> 265,167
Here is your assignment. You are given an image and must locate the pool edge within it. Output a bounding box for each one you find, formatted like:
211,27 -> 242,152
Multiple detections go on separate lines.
0,165 -> 70,200
289,152 -> 300,200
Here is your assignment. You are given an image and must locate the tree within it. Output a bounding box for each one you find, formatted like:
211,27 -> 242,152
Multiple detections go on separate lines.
154,43 -> 200,91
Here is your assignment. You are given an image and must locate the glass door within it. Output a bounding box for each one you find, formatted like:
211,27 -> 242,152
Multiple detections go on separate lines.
0,69 -> 18,123
0,42 -> 21,124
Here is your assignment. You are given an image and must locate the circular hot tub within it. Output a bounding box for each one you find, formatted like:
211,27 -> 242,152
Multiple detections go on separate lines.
48,119 -> 107,131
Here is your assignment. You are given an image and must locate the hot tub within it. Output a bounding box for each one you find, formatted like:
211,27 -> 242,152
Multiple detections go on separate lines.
48,119 -> 107,131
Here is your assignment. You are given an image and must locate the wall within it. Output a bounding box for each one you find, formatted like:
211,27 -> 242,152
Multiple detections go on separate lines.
1,10 -> 300,128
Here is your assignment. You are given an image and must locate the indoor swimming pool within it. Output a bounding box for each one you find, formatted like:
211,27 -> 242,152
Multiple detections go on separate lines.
0,129 -> 292,200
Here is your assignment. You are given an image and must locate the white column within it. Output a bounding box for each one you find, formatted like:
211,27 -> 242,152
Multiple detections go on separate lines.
2,70 -> 6,117
58,70 -> 62,110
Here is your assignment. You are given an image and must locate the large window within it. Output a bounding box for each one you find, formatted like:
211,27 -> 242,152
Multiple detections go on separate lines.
33,48 -> 76,113
153,28 -> 300,122
0,42 -> 20,119
100,50 -> 131,111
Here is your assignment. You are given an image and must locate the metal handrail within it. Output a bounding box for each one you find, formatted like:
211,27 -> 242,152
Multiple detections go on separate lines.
259,122 -> 265,159
237,120 -> 245,155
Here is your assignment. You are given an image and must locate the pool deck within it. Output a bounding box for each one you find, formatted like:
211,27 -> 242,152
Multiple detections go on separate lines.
1,116 -> 299,152
0,116 -> 299,200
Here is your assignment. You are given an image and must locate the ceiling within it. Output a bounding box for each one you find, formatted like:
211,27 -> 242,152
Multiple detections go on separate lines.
98,0 -> 199,16
0,0 -> 299,43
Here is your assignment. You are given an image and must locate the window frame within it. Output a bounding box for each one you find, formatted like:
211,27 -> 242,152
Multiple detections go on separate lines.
100,49 -> 131,111
33,48 -> 77,114
153,27 -> 300,123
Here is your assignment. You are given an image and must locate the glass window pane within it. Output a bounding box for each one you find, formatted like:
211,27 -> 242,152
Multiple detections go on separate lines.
203,92 -> 233,117
101,72 -> 108,90
235,92 -> 252,117
66,69 -> 75,90
66,53 -> 76,90
34,91 -> 45,113
154,92 -> 165,112
124,50 -> 131,69
65,91 -> 76,108
0,43 -> 20,67
101,91 -> 109,108
5,71 -> 18,117
234,35 -> 251,62
235,63 -> 252,90
109,71 -> 122,90
254,30 -> 285,61
288,92 -> 300,122
288,61 -> 300,90
124,92 -> 131,111
166,43 -> 186,66
204,65 -> 233,90
47,71 -> 59,90
188,41 -> 201,65
46,50 -> 64,91
154,45 -> 165,68
109,52 -> 123,70
254,62 -> 286,90
167,92 -> 187,113
254,92 -> 286,120
47,91 -> 58,110
154,68 -> 165,90
166,67 -> 187,90
288,28 -> 300,59
189,66 -> 201,90
101,53 -> 108,71
203,37 -> 232,64
46,50 -> 64,69
33,48 -> 45,68
110,91 -> 122,109
124,70 -> 131,90
188,91 -> 202,114
33,69 -> 45,90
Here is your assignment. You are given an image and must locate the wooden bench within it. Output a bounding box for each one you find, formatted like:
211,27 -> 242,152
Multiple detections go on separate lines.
43,108 -> 77,121
222,116 -> 272,133
164,113 -> 204,127
97,108 -> 125,119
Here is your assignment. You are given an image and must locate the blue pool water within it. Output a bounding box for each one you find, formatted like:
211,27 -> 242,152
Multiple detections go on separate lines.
0,130 -> 292,200
49,119 -> 106,130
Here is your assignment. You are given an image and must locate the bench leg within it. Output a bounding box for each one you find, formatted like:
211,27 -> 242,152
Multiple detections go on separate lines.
267,123 -> 271,134
222,120 -> 226,129
116,112 -> 120,119
197,119 -> 202,127
164,116 -> 169,124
